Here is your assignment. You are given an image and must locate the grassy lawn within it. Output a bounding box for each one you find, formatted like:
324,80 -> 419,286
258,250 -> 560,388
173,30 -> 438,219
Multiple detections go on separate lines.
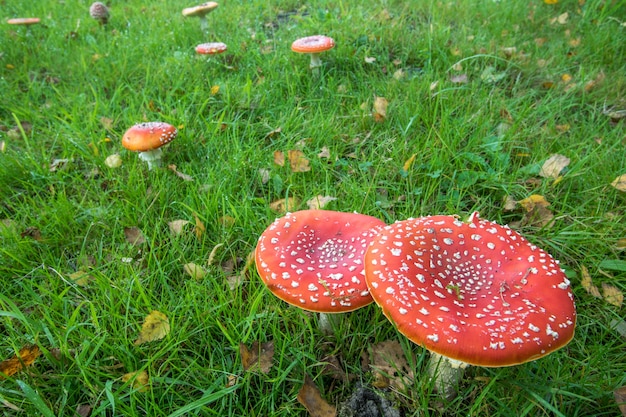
1,0 -> 625,415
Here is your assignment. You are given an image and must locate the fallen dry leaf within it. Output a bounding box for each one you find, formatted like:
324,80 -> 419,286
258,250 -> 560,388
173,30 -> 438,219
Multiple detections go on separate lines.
134,310 -> 170,346
297,375 -> 337,417
124,227 -> 146,246
551,12 -> 569,24
450,73 -> 468,84
240,341 -> 274,374
100,116 -> 114,130
580,266 -> 602,298
269,197 -> 300,214
306,195 -> 337,210
0,345 -> 41,379
602,283 -> 624,307
288,150 -> 311,172
168,164 -> 194,181
584,71 -> 605,92
67,270 -> 93,287
183,262 -> 206,280
517,194 -> 550,211
402,153 -> 417,172
614,386 -> 626,416
206,243 -> 224,267
369,340 -> 414,390
539,154 -> 570,179
373,96 -> 388,122
122,370 -> 149,392
611,174 -> 626,192
258,168 -> 271,184
317,146 -> 331,159
168,219 -> 191,236
105,154 -> 122,168
273,150 -> 285,167
49,158 -> 70,172
193,213 -> 206,239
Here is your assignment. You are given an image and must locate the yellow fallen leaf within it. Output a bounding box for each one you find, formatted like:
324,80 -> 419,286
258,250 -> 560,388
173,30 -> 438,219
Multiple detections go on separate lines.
602,283 -> 624,307
183,262 -> 206,280
134,310 -> 170,345
269,197 -> 300,214
544,0 -> 558,3
288,150 -> 311,172
210,85 -> 220,95
0,345 -> 41,379
122,370 -> 149,392
611,174 -> 626,192
402,153 -> 417,172
306,195 -> 337,210
168,219 -> 191,236
373,96 -> 388,122
518,194 -> 550,211
580,266 -> 601,298
67,270 -> 93,287
193,213 -> 206,239
273,150 -> 285,166
539,154 -> 570,179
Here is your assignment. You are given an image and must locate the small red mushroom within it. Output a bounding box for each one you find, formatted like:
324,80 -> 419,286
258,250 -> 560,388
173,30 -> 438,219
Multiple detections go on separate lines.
195,42 -> 227,56
364,212 -> 576,398
291,35 -> 335,70
255,210 -> 385,331
121,122 -> 178,170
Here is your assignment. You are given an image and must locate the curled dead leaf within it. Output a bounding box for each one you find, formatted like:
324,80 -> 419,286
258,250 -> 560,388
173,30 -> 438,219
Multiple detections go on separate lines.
373,96 -> 388,122
168,164 -> 194,181
240,341 -> 274,374
539,154 -> 570,179
297,375 -> 337,417
122,370 -> 150,392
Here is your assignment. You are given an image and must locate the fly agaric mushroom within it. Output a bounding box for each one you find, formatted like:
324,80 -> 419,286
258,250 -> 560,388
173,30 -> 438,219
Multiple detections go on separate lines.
182,2 -> 218,32
121,122 -> 178,170
195,42 -> 227,56
7,18 -> 41,26
256,210 -> 385,333
364,212 -> 576,400
291,35 -> 335,70
89,2 -> 110,25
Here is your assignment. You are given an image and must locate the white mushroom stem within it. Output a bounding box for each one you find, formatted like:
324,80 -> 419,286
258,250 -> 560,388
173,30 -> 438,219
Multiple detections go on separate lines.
426,352 -> 469,401
137,148 -> 163,170
309,53 -> 322,69
199,16 -> 209,32
317,312 -> 340,335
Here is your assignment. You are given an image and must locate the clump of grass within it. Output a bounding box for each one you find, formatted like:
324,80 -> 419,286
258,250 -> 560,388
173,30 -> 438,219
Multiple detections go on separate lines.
0,0 -> 625,415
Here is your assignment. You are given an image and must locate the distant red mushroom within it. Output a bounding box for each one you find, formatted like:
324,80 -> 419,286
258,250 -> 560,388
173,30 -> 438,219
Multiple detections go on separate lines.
291,35 -> 335,70
195,42 -> 227,56
256,210 -> 385,331
121,122 -> 178,170
89,2 -> 110,25
364,212 -> 576,399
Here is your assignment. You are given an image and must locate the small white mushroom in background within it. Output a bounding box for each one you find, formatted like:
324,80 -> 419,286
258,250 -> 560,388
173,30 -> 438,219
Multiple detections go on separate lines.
255,210 -> 386,334
364,212 -> 577,401
121,122 -> 178,170
182,2 -> 218,32
89,2 -> 110,25
7,18 -> 41,27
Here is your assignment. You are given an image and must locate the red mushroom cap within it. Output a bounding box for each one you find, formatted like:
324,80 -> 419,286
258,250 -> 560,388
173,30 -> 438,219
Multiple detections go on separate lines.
121,122 -> 178,152
7,18 -> 41,25
364,212 -> 576,367
291,35 -> 335,54
89,2 -> 110,24
255,210 -> 386,313
195,42 -> 227,55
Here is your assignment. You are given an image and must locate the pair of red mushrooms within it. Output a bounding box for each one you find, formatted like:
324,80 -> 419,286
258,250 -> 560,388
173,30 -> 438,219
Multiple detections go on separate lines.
255,209 -> 576,398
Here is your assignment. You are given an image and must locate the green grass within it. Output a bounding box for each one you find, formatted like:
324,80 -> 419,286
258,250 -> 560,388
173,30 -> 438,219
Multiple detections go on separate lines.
1,0 -> 625,415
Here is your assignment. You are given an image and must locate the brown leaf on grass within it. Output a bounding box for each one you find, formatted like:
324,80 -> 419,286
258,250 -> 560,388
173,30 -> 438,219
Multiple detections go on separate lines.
297,375 -> 337,417
0,345 -> 41,379
317,146 -> 331,159
134,311 -> 170,346
306,195 -> 337,210
580,266 -> 602,298
75,404 -> 92,417
373,96 -> 388,122
168,219 -> 191,236
369,340 -> 414,390
21,226 -> 42,241
288,150 -> 311,172
124,226 -> 146,246
168,164 -> 194,181
539,154 -> 570,179
193,213 -> 206,239
240,341 -> 274,374
584,71 -> 605,92
100,116 -> 114,130
602,283 -> 624,307
611,174 -> 626,192
122,370 -> 149,392
273,150 -> 285,166
269,197 -> 300,214
503,195 -> 518,211
614,386 -> 626,416
50,158 -> 70,172
265,127 -> 282,139
67,270 -> 94,287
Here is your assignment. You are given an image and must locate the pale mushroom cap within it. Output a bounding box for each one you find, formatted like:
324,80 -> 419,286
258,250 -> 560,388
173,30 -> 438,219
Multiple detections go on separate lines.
195,42 -> 227,55
89,2 -> 110,22
255,210 -> 386,313
364,212 -> 576,367
291,35 -> 335,53
182,2 -> 218,17
121,122 -> 178,152
7,18 -> 41,26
